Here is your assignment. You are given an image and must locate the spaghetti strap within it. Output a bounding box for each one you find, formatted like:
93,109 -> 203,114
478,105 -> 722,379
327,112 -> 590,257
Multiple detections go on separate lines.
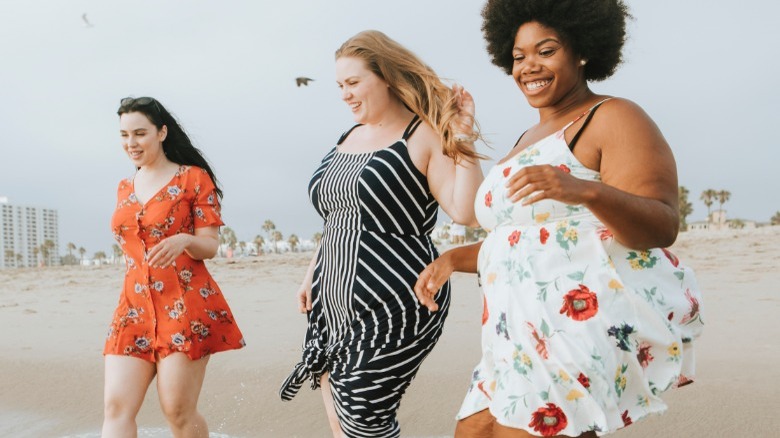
337,124 -> 363,145
402,115 -> 422,140
568,98 -> 611,152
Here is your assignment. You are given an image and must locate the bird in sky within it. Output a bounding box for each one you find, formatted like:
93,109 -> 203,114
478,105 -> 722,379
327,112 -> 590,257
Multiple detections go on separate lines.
81,13 -> 94,28
295,77 -> 314,87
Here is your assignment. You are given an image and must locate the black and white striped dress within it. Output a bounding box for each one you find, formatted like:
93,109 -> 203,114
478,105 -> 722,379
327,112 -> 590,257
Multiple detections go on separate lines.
281,116 -> 451,437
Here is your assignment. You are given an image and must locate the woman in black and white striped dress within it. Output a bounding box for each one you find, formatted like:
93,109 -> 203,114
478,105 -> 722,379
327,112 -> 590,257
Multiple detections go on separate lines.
280,30 -> 484,437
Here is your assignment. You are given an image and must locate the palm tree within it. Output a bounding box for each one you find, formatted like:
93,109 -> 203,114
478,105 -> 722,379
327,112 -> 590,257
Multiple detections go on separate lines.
772,211 -> 780,226
288,234 -> 300,252
15,253 -> 23,268
78,247 -> 86,263
94,251 -> 107,264
312,232 -> 322,247
253,235 -> 265,255
33,246 -> 40,267
111,244 -> 123,264
43,239 -> 55,266
272,230 -> 283,253
700,189 -> 717,222
716,190 -> 731,213
219,227 -> 238,256
4,249 -> 15,268
262,219 -> 276,246
67,242 -> 76,257
678,186 -> 693,231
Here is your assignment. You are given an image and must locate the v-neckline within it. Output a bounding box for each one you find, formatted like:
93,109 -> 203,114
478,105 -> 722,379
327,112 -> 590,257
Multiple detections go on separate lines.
132,165 -> 188,208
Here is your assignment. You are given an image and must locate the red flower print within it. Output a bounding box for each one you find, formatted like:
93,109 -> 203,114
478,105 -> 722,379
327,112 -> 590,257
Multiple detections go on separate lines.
636,342 -> 654,368
508,230 -> 521,247
528,403 -> 568,436
560,284 -> 599,321
577,372 -> 590,389
667,312 -> 674,321
597,227 -> 613,240
481,294 -> 489,326
621,410 -> 633,427
557,164 -> 571,173
527,322 -> 549,359
477,380 -> 493,401
485,191 -> 492,207
662,248 -> 680,267
540,227 -> 550,244
503,166 -> 512,177
680,289 -> 700,325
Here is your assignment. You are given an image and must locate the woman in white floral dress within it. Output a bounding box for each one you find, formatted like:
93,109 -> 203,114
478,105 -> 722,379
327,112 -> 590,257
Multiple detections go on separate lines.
414,1 -> 704,436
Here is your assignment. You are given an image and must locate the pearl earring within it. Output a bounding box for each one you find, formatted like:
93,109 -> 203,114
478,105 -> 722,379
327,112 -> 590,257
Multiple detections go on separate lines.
580,59 -> 587,66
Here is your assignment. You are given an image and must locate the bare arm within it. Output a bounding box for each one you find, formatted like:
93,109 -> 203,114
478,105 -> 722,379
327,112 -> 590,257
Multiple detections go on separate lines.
507,99 -> 679,249
425,86 -> 484,226
414,241 -> 482,311
147,226 -> 220,268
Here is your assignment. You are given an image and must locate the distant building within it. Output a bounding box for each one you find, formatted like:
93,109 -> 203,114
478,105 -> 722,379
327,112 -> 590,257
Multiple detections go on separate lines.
0,198 -> 60,268
687,209 -> 758,232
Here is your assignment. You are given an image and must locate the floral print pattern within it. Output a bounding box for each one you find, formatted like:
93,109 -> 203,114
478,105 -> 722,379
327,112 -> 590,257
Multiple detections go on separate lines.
459,121 -> 705,435
105,166 -> 244,362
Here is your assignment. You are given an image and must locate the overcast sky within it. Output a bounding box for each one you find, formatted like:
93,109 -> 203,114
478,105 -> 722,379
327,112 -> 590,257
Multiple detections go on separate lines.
1,0 -> 777,255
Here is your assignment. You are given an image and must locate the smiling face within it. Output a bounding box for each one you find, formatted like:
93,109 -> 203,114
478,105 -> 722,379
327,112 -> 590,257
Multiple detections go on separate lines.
512,21 -> 586,109
119,112 -> 168,168
335,56 -> 394,124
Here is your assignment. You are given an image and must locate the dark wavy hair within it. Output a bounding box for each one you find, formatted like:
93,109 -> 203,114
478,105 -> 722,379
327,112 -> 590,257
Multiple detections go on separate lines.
481,0 -> 631,81
118,97 -> 222,199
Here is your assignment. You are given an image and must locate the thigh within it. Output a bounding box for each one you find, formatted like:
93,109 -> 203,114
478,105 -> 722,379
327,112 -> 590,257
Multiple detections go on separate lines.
156,353 -> 210,409
455,409 -> 495,438
104,354 -> 156,410
493,421 -> 598,438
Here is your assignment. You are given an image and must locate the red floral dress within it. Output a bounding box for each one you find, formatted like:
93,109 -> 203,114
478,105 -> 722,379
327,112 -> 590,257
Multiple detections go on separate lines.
104,165 -> 244,362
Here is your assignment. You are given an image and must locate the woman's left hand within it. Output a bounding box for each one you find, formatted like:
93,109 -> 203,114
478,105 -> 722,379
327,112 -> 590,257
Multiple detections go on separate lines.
147,234 -> 191,268
506,164 -> 593,206
450,84 -> 476,137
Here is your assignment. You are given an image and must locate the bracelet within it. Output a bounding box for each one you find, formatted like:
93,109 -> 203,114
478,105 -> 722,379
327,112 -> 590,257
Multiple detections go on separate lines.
453,132 -> 478,143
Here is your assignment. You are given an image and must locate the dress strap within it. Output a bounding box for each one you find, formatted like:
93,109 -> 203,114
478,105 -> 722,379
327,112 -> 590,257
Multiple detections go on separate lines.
511,130 -> 528,151
337,124 -> 363,145
566,98 -> 612,152
402,115 -> 422,140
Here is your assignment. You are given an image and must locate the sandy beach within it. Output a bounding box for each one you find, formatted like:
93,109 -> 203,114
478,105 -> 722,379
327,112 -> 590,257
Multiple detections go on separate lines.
1,227 -> 779,437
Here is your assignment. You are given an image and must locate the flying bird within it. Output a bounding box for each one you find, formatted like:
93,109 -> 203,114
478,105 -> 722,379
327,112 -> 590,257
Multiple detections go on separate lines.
81,13 -> 94,28
295,77 -> 314,87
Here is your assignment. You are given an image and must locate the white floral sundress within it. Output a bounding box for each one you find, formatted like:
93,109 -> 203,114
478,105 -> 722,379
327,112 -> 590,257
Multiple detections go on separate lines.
460,107 -> 705,436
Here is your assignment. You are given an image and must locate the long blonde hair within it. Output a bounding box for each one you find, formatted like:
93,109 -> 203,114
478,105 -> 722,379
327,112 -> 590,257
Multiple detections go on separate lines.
336,30 -> 484,163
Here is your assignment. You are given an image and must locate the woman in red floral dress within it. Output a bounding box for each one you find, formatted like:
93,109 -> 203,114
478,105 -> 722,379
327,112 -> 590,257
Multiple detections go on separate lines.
102,97 -> 244,437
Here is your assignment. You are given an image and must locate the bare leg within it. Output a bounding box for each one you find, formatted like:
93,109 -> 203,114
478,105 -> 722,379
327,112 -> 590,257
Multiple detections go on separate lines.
102,355 -> 157,438
156,353 -> 210,438
320,372 -> 346,438
457,409 -> 597,438
455,409 -> 495,438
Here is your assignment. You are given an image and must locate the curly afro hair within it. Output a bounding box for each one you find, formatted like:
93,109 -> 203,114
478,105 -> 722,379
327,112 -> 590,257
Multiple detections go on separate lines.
481,0 -> 631,81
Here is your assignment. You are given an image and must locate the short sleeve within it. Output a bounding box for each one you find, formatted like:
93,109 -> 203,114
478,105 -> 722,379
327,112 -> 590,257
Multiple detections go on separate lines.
191,168 -> 224,228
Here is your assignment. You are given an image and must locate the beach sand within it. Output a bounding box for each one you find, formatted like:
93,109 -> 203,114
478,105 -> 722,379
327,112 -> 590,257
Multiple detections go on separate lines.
1,227 -> 779,437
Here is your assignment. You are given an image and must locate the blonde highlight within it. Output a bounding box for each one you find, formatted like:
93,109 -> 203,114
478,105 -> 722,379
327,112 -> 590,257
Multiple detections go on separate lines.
336,30 -> 485,163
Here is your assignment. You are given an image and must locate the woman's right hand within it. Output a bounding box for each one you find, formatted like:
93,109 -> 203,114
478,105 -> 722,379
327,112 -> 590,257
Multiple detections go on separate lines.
414,252 -> 455,312
297,280 -> 313,313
